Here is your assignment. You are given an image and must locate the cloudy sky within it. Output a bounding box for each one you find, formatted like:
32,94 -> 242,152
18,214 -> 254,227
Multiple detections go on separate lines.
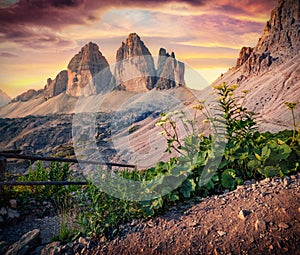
0,0 -> 277,97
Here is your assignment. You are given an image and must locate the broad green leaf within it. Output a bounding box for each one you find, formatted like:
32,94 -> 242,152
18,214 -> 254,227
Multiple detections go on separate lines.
259,165 -> 281,178
261,146 -> 271,160
221,169 -> 237,190
179,178 -> 196,198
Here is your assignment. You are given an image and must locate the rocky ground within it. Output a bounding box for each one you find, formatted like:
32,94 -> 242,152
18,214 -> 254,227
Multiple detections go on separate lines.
1,173 -> 299,255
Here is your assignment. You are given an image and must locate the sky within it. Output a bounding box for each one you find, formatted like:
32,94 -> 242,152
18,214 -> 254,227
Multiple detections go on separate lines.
0,0 -> 277,98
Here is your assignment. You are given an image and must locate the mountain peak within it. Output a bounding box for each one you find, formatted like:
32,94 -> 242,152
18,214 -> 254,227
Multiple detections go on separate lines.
115,33 -> 156,92
213,0 -> 300,131
66,41 -> 113,97
233,0 -> 300,76
255,0 -> 300,57
156,48 -> 185,89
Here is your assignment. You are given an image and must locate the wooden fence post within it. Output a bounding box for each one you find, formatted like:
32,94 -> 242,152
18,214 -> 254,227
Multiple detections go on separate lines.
0,156 -> 7,193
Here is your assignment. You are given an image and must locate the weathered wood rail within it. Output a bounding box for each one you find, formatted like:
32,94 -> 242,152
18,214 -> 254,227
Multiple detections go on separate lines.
0,150 -> 136,189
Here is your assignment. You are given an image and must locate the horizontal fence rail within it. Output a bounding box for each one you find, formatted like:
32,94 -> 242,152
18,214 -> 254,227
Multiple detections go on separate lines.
0,152 -> 136,168
0,150 -> 136,188
0,181 -> 88,186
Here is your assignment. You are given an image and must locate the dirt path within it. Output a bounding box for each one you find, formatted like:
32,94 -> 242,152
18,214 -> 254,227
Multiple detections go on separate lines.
92,174 -> 300,255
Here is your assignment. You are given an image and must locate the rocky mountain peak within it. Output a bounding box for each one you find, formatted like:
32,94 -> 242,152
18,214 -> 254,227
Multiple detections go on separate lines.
66,42 -> 113,97
256,0 -> 300,57
235,0 -> 300,76
213,0 -> 300,131
156,48 -> 185,90
115,33 -> 156,92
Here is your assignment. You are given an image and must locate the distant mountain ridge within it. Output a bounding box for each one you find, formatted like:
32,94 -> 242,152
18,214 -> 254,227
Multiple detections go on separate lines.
212,0 -> 300,131
8,33 -> 186,101
0,89 -> 11,107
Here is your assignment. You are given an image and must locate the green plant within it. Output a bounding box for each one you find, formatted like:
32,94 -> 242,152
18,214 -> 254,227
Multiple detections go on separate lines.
76,175 -> 147,239
17,161 -> 72,201
284,102 -> 298,143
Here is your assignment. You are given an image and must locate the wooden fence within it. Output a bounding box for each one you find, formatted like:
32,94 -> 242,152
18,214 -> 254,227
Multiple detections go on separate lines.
0,150 -> 136,189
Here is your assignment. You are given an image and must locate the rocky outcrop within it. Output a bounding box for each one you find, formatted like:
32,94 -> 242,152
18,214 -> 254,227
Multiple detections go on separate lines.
114,33 -> 156,92
255,0 -> 300,57
155,48 -> 185,90
43,70 -> 68,100
212,0 -> 300,131
234,0 -> 300,76
5,229 -> 41,255
236,47 -> 253,68
11,89 -> 43,103
0,89 -> 11,107
66,42 -> 113,97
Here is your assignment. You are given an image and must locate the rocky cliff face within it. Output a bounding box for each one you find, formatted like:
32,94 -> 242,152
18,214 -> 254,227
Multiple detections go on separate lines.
114,33 -> 156,92
212,0 -> 300,131
44,70 -> 68,100
66,42 -> 113,97
156,48 -> 185,90
0,89 -> 11,107
234,0 -> 300,77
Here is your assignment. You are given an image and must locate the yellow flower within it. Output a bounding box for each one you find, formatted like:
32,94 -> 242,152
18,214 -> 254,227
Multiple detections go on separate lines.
192,104 -> 203,111
161,115 -> 168,121
155,121 -> 165,127
227,84 -> 239,91
212,82 -> 226,90
218,96 -> 225,101
284,102 -> 298,110
198,133 -> 204,139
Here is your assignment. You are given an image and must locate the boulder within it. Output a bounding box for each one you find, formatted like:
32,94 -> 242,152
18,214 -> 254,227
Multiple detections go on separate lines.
5,229 -> 41,255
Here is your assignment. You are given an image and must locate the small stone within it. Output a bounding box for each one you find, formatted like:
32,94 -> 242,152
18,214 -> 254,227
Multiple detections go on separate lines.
255,219 -> 267,232
9,199 -> 17,209
223,189 -> 229,194
238,210 -> 250,220
41,242 -> 61,255
217,231 -> 227,236
78,237 -> 88,245
269,245 -> 274,250
244,180 -> 252,185
147,222 -> 154,228
261,178 -> 270,183
283,177 -> 290,187
260,192 -> 267,197
298,208 -> 300,213
278,222 -> 289,229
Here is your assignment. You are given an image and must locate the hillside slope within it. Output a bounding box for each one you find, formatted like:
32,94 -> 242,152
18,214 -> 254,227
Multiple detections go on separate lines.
212,0 -> 300,131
